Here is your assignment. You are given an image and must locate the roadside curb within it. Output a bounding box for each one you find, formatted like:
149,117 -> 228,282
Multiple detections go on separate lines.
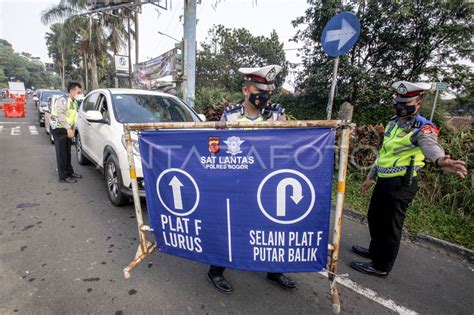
341,208 -> 474,264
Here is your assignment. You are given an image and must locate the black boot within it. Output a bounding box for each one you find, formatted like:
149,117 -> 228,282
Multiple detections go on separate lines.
352,245 -> 372,259
350,261 -> 389,277
207,270 -> 233,294
267,273 -> 297,289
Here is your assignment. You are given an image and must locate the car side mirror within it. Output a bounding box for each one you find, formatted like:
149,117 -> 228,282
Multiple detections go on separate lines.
198,114 -> 207,122
33,96 -> 39,101
85,110 -> 107,123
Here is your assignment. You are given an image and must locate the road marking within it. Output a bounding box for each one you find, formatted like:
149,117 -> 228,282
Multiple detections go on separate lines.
29,126 -> 39,135
0,121 -> 31,124
11,126 -> 20,136
319,271 -> 418,315
0,126 -> 3,134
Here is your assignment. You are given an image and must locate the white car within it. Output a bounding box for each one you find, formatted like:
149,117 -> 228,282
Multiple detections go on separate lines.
75,88 -> 203,206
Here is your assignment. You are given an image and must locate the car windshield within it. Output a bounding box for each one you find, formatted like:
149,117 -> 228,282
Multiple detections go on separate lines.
112,93 -> 197,123
41,91 -> 65,102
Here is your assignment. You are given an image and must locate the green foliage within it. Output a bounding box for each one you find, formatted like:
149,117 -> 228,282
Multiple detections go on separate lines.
197,25 -> 288,92
42,1 -> 131,90
195,86 -> 242,120
292,0 -> 473,122
0,40 -> 57,88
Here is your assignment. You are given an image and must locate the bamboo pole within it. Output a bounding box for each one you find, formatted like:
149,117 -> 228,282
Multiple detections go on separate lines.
124,119 -> 344,131
123,127 -> 155,278
329,102 -> 354,313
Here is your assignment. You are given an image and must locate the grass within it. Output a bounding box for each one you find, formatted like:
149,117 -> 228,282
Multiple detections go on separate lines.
333,170 -> 474,249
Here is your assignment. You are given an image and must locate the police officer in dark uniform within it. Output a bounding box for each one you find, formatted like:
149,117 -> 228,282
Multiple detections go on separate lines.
206,65 -> 297,293
350,81 -> 468,277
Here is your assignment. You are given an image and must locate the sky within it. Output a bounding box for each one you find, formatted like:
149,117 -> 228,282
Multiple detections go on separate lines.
0,0 -> 309,66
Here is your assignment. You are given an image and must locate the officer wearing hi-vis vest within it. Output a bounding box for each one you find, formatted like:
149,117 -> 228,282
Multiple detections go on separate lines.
51,82 -> 83,183
207,65 -> 297,294
350,81 -> 468,277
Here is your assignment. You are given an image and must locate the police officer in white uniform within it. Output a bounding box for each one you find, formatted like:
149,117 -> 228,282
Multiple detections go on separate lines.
207,65 -> 297,293
350,81 -> 468,277
220,65 -> 286,123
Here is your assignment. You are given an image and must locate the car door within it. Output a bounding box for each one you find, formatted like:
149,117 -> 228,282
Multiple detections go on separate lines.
87,92 -> 112,165
77,92 -> 100,160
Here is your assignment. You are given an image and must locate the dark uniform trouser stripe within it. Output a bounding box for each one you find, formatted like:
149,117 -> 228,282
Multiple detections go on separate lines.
367,176 -> 418,272
52,128 -> 74,180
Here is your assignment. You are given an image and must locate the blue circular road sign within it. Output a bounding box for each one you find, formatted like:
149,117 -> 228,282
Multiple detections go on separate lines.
321,12 -> 361,57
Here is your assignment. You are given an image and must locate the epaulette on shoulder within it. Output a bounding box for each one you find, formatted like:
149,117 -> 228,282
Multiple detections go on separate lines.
389,115 -> 398,121
263,103 -> 285,113
413,114 -> 433,130
224,104 -> 243,114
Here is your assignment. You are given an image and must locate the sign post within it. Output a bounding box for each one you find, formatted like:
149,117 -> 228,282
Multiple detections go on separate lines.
430,82 -> 448,121
321,12 -> 360,119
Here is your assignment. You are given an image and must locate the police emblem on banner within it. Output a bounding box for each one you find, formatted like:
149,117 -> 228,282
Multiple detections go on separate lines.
208,136 -> 220,153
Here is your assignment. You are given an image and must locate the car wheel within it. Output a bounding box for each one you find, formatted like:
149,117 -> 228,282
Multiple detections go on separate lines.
105,154 -> 128,207
39,114 -> 45,127
75,133 -> 90,165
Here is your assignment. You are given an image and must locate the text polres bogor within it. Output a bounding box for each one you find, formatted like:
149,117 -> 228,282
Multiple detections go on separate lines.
161,215 -> 202,253
249,230 -> 323,262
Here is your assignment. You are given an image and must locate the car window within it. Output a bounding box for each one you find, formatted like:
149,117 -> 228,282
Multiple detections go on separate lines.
40,91 -> 64,102
112,94 -> 198,123
82,93 -> 99,112
97,94 -> 110,121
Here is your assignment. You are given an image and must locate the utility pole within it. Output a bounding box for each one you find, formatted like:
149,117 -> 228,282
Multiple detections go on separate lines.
183,0 -> 196,107
135,1 -> 140,66
127,11 -> 132,88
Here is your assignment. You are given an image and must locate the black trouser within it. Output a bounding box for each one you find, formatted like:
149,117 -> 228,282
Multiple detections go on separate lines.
367,176 -> 418,272
52,128 -> 74,180
209,265 -> 282,278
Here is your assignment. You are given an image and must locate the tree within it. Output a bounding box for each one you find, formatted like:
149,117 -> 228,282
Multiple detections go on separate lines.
292,0 -> 473,124
45,23 -> 78,90
42,1 -> 131,90
197,25 -> 288,93
0,40 -> 57,88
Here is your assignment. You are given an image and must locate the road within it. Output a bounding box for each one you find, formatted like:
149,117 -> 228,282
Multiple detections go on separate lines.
0,99 -> 472,314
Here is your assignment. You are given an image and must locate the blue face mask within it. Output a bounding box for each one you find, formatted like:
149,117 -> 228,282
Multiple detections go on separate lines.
395,103 -> 417,117
249,91 -> 271,109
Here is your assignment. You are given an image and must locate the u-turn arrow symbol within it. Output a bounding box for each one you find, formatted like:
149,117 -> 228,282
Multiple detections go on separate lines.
276,178 -> 304,217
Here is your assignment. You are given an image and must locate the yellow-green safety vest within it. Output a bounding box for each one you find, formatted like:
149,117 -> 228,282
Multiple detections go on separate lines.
52,97 -> 78,128
376,116 -> 431,178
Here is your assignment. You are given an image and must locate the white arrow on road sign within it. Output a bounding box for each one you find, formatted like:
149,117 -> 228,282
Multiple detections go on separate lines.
325,18 -> 357,50
276,178 -> 303,217
169,176 -> 184,210
157,168 -> 200,217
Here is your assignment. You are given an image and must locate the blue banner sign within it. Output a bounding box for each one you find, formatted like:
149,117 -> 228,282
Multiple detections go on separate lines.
139,128 -> 335,272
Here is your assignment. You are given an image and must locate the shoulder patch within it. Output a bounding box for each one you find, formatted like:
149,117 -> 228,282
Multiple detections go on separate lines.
224,104 -> 243,114
420,124 -> 439,135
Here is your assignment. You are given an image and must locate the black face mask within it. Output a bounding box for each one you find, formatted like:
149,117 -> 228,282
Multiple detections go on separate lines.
395,103 -> 417,117
249,91 -> 271,109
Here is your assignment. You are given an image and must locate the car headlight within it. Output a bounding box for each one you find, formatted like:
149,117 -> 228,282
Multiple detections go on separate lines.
121,135 -> 140,156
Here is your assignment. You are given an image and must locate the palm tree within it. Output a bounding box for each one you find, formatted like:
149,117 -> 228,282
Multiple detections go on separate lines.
42,1 -> 132,90
45,23 -> 67,90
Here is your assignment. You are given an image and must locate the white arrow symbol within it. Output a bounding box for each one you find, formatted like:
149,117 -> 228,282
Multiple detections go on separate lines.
276,178 -> 303,217
169,176 -> 184,210
325,18 -> 357,50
